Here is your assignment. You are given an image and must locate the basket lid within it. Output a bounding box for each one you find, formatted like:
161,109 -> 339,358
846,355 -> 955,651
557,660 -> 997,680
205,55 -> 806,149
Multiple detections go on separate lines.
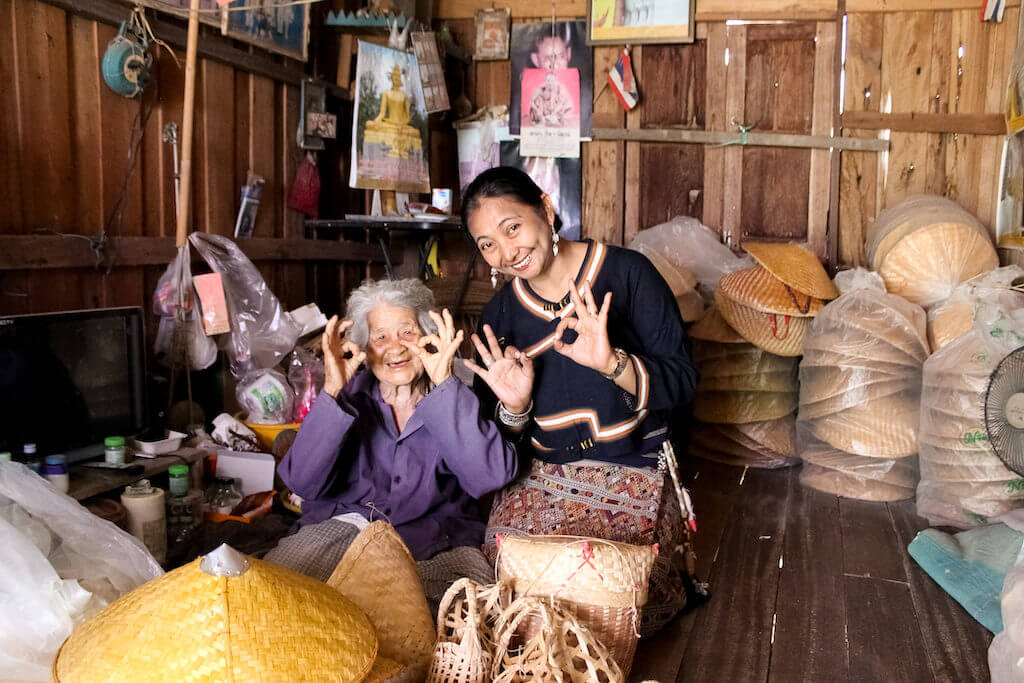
53,544 -> 378,683
742,242 -> 840,300
719,266 -> 826,317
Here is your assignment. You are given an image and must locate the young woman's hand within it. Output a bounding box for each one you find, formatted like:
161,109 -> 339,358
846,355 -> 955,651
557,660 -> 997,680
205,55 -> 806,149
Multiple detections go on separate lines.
322,316 -> 366,398
552,280 -> 615,375
402,308 -> 464,386
464,324 -> 534,414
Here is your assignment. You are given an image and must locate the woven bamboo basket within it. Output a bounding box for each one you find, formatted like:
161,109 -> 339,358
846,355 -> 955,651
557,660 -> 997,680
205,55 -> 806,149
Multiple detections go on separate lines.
800,463 -> 915,501
427,579 -> 511,683
327,521 -> 436,674
742,241 -> 840,300
715,289 -> 810,356
52,544 -> 378,683
694,389 -> 797,424
491,597 -> 624,683
689,305 -> 746,343
718,266 -> 826,316
495,535 -> 656,677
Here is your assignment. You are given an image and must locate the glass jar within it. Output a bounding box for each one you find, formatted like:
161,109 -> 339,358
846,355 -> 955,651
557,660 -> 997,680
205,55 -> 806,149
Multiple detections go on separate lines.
43,454 -> 69,493
206,477 -> 243,515
104,436 -> 126,465
168,464 -> 189,498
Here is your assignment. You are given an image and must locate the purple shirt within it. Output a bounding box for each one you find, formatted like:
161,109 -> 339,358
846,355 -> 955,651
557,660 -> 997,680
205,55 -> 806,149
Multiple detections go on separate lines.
279,370 -> 518,560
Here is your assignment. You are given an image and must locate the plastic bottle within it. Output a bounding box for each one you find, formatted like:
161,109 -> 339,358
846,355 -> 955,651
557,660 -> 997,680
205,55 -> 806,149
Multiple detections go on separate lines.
121,479 -> 167,564
0,452 -> 11,462
168,464 -> 189,498
104,436 -> 127,465
23,444 -> 41,473
43,455 -> 69,493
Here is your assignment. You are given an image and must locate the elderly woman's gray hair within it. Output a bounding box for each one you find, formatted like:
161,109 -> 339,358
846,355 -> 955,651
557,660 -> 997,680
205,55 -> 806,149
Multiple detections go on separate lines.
344,278 -> 439,346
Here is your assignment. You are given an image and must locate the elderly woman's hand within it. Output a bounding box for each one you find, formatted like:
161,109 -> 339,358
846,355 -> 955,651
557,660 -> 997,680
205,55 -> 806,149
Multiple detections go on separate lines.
402,308 -> 464,386
322,316 -> 366,398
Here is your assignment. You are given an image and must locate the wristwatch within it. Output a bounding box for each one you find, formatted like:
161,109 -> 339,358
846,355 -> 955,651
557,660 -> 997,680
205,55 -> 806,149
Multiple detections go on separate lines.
601,348 -> 630,380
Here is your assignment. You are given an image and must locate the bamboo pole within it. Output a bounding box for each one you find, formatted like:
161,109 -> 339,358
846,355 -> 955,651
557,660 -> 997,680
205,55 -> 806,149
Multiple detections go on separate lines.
175,0 -> 200,247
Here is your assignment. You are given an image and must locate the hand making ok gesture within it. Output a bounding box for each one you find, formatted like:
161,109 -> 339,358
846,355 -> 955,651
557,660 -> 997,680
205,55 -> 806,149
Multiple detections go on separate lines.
322,316 -> 366,398
552,279 -> 615,375
464,324 -> 534,415
401,308 -> 464,386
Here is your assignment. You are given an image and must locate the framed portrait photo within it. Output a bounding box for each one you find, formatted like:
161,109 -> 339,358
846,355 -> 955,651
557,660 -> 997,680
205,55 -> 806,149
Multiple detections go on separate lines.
221,0 -> 310,61
474,8 -> 510,61
587,0 -> 695,45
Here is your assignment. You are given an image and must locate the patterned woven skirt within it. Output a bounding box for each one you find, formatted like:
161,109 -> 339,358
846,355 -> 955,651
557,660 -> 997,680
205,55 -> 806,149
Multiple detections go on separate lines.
483,459 -> 688,637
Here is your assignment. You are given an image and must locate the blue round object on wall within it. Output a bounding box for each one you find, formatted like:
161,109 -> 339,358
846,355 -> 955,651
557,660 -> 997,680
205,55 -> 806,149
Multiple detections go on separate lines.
102,24 -> 151,98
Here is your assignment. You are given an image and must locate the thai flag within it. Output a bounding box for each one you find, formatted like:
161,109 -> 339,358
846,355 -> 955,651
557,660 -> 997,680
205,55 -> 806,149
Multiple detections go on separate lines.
981,0 -> 1005,22
608,46 -> 639,111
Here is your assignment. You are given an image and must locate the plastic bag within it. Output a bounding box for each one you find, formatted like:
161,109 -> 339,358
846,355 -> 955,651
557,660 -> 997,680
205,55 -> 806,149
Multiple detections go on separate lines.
917,303 -> 1024,528
0,463 -> 162,681
286,347 -> 324,422
236,369 -> 295,425
153,246 -> 217,371
990,543 -> 1024,681
927,265 -> 1024,353
795,268 -> 928,500
629,216 -> 754,301
189,233 -> 301,378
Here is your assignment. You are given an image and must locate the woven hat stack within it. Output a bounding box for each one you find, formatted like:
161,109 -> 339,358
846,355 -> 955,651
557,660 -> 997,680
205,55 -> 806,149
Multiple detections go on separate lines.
714,243 -> 838,357
690,306 -> 800,469
796,269 -> 928,502
866,195 -> 998,309
926,266 -> 1024,353
631,239 -> 705,322
918,327 -> 1024,528
52,544 -> 381,682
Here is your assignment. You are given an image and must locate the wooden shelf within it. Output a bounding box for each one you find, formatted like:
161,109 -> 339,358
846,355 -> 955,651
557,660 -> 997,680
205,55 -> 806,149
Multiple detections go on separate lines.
68,447 -> 207,501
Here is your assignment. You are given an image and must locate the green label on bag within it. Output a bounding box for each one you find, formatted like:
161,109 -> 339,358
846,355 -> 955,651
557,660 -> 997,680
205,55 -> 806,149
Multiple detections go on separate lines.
1008,479 -> 1024,493
962,430 -> 989,445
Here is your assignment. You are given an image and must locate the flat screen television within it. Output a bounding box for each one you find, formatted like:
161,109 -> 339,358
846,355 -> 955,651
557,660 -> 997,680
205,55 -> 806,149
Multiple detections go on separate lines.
0,306 -> 147,460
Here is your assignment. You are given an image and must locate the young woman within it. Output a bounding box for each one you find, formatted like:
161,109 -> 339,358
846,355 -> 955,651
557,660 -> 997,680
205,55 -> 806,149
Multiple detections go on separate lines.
461,166 -> 700,635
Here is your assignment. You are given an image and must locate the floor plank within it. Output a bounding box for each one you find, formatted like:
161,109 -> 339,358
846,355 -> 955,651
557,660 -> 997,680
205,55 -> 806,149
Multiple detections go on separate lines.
676,467 -> 795,683
768,482 -> 848,683
840,497 -> 908,581
888,500 -> 993,683
845,574 -> 934,683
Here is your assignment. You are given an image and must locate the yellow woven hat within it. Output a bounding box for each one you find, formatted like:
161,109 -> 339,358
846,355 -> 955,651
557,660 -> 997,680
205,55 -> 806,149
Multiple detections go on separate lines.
807,394 -> 920,458
690,432 -> 798,469
800,447 -> 918,488
327,521 -> 435,674
693,389 -> 797,424
719,266 -> 826,317
53,544 -> 378,683
715,289 -> 810,356
677,290 -> 706,322
694,422 -> 799,468
920,455 -> 1016,482
800,463 -> 915,501
690,305 -> 745,343
802,329 -> 923,368
700,370 -> 799,393
728,416 -> 797,457
742,242 -> 840,300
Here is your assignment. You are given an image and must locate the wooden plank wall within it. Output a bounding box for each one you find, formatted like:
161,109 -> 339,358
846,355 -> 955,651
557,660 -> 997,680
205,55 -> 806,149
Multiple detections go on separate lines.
436,1 -> 1018,268
0,0 -> 308,331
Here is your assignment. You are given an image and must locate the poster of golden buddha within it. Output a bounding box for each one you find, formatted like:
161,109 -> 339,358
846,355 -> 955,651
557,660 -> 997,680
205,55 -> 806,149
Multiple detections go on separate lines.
349,41 -> 431,193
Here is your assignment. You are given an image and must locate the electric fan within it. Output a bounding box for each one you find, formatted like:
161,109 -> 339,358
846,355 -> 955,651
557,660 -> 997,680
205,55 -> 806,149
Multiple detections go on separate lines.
984,345 -> 1024,476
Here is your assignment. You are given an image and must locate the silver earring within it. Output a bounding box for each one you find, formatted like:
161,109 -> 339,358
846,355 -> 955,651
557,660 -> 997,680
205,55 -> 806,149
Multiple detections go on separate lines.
551,226 -> 559,256
491,267 -> 498,288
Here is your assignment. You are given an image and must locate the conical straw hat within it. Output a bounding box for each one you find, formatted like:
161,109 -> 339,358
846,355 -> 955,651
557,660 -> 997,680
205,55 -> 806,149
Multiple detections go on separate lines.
691,424 -> 795,467
799,366 -> 918,406
696,346 -> 797,376
729,416 -> 797,457
807,394 -> 920,457
719,266 -> 826,316
920,456 -> 1016,482
632,241 -> 698,296
800,445 -> 918,487
798,382 -> 914,421
878,223 -> 999,308
715,289 -> 810,356
677,290 -> 705,322
693,389 -> 797,424
700,370 -> 799,393
689,305 -> 745,343
53,545 -> 378,683
800,463 -> 915,501
689,440 -> 797,469
928,298 -> 975,352
742,242 -> 840,300
866,195 -> 989,269
916,485 -> 1022,527
802,329 -> 923,368
327,521 -> 435,673
705,423 -> 795,462
813,309 -> 929,363
921,478 -> 1024,501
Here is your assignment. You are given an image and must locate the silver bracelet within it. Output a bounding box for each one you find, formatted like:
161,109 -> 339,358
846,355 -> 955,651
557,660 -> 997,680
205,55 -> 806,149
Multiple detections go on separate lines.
497,400 -> 533,427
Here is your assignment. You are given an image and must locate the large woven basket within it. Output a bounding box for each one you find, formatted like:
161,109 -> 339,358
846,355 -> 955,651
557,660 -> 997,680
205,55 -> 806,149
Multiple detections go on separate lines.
742,241 -> 840,300
715,288 -> 810,356
428,579 -> 510,683
327,521 -> 436,674
495,535 -> 656,677
52,545 -> 377,682
718,266 -> 826,316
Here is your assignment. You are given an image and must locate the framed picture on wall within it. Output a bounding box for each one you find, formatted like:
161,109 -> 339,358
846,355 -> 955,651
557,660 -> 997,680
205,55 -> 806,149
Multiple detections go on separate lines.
587,0 -> 695,45
135,0 -> 223,28
221,0 -> 310,61
474,8 -> 510,61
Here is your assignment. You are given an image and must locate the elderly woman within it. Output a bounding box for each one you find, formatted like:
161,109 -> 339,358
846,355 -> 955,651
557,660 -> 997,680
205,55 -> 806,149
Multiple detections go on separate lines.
265,279 -> 517,602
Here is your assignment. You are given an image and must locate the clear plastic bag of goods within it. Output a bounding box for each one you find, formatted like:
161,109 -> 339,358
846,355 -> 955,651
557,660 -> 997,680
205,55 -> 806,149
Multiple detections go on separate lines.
0,462 -> 163,682
691,417 -> 800,469
927,265 -> 1024,353
628,216 -> 753,301
236,369 -> 296,425
864,194 -> 998,308
152,246 -> 217,371
286,347 -> 325,423
190,232 -> 301,378
990,543 -> 1024,682
797,269 -> 927,459
918,304 -> 1024,528
797,424 -> 918,501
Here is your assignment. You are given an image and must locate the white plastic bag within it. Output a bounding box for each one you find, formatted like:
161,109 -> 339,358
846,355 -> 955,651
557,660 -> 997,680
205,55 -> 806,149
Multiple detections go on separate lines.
0,463 -> 162,681
927,265 -> 1024,353
236,369 -> 295,425
152,246 -> 218,371
990,544 -> 1024,681
190,233 -> 301,378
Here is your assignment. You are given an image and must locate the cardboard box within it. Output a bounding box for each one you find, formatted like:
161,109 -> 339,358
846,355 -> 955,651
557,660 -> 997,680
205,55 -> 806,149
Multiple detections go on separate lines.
193,273 -> 231,335
212,450 -> 276,497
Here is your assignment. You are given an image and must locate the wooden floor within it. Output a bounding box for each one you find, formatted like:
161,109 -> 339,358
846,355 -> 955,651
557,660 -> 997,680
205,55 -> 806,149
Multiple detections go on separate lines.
630,459 -> 994,683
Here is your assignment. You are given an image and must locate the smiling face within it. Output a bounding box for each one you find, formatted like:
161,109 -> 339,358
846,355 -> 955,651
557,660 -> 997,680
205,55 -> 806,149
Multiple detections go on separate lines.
531,36 -> 571,70
467,195 -> 556,282
364,303 -> 425,389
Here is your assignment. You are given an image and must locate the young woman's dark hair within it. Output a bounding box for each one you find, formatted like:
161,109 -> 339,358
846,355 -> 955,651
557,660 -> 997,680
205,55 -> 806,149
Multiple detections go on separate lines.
460,166 -> 561,232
